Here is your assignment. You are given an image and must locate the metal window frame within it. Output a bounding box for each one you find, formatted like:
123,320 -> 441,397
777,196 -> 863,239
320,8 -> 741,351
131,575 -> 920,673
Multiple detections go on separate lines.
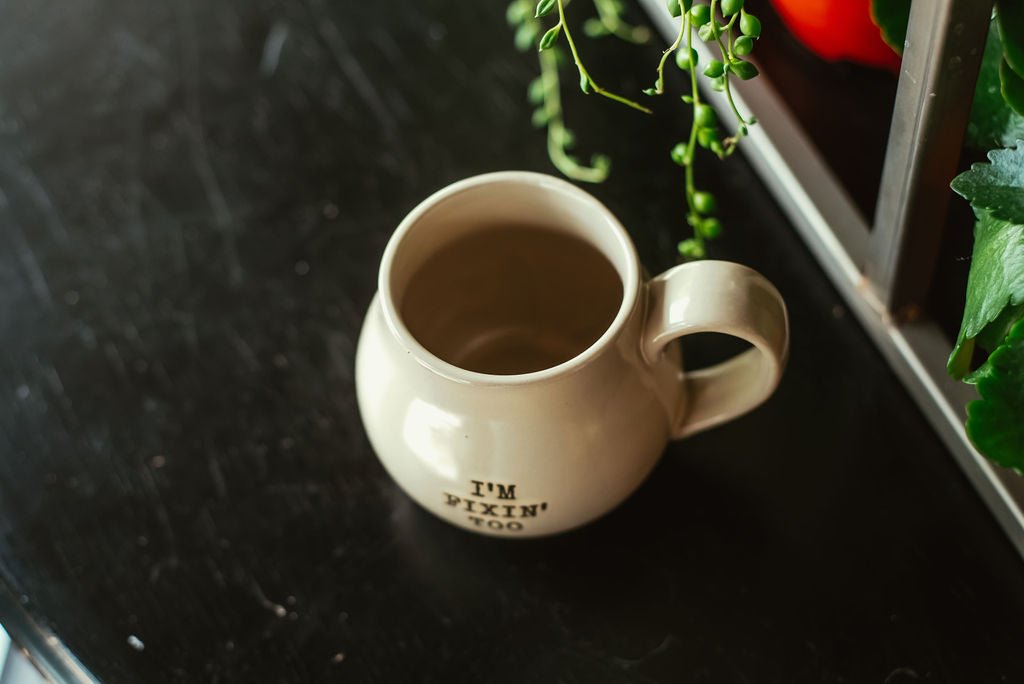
0,583 -> 98,683
641,0 -> 1024,558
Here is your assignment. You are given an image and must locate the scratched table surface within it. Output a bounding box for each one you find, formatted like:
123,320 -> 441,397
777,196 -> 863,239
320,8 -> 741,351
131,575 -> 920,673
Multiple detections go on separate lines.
2,1 -> 1024,682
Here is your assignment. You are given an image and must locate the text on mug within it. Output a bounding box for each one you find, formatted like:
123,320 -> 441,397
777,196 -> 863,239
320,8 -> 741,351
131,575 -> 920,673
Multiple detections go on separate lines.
442,480 -> 549,532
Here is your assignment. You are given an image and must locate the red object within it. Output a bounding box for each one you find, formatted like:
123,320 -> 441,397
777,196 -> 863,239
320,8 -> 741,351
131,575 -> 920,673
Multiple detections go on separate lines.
769,0 -> 901,72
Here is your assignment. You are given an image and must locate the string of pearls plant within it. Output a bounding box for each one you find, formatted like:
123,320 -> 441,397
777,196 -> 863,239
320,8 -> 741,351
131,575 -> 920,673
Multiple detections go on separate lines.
507,0 -> 762,258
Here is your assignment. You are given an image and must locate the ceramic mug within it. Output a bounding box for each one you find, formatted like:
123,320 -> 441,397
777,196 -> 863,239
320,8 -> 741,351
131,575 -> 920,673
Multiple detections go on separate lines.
356,171 -> 788,537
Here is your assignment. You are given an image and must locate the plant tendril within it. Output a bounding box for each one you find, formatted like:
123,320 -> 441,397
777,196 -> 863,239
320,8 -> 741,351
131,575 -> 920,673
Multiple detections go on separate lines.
653,7 -> 687,94
539,45 -> 612,182
509,0 -> 615,182
654,0 -> 760,257
683,12 -> 705,256
554,0 -> 653,113
508,0 -> 762,257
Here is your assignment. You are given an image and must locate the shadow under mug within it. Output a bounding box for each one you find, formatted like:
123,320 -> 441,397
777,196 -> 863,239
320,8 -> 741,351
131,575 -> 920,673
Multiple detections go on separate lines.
356,171 -> 789,537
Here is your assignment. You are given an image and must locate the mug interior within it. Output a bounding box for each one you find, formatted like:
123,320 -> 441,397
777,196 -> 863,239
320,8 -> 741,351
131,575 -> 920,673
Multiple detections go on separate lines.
384,173 -> 638,378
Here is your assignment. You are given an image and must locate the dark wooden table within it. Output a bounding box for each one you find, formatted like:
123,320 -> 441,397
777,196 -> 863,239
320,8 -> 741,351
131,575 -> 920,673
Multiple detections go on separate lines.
2,1 -> 1023,682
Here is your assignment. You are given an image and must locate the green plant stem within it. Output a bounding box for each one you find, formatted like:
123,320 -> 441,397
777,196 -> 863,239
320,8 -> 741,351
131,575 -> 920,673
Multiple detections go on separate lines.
538,46 -> 610,183
713,14 -> 751,133
592,0 -> 651,43
654,7 -> 687,94
682,14 -> 703,252
556,0 -> 653,113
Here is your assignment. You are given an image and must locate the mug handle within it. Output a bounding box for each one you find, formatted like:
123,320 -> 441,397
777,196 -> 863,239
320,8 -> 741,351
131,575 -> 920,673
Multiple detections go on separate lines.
641,260 -> 789,439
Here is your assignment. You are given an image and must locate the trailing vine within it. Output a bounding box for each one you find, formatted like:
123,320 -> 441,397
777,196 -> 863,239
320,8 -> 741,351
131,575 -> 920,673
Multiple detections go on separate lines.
649,0 -> 760,257
507,0 -> 762,258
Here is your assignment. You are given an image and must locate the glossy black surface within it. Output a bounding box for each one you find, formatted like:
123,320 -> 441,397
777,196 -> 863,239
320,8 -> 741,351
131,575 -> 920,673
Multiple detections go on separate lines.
2,2 -> 1024,682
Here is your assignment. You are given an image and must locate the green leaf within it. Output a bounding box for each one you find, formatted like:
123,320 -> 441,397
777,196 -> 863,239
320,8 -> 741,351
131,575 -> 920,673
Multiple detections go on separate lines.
535,0 -> 557,18
507,0 -> 530,26
692,190 -> 716,214
870,0 -> 911,54
699,217 -> 722,239
964,317 -> 1024,470
670,142 -> 688,166
582,18 -> 609,37
696,127 -> 716,148
694,103 -> 716,127
1002,59 -> 1024,116
703,59 -> 725,78
675,47 -> 698,70
678,238 -> 705,259
738,11 -> 760,38
690,4 -> 710,25
527,76 -> 545,104
579,72 -> 592,93
947,210 -> 1024,378
997,0 -> 1024,77
720,0 -> 743,18
978,301 -> 1024,352
538,24 -> 561,50
514,22 -> 540,51
951,142 -> 1024,225
729,60 -> 759,80
967,21 -> 1024,151
733,35 -> 754,56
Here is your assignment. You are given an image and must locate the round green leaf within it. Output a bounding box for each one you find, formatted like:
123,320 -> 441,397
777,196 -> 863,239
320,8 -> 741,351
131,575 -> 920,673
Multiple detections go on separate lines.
670,142 -> 688,166
693,191 -> 716,214
733,35 -> 754,56
694,104 -> 716,127
514,22 -> 540,51
738,11 -> 761,38
703,60 -> 725,78
678,238 -> 705,259
730,60 -> 759,80
676,47 -> 698,70
966,318 -> 1024,470
720,0 -> 743,17
583,18 -> 609,37
699,218 -> 722,239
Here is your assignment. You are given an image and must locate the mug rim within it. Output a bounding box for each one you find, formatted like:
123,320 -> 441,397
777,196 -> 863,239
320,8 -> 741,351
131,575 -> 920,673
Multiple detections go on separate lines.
378,170 -> 642,386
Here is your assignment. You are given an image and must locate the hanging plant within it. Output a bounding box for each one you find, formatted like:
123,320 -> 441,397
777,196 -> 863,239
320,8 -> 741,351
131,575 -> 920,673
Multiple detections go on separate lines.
506,0 -> 762,259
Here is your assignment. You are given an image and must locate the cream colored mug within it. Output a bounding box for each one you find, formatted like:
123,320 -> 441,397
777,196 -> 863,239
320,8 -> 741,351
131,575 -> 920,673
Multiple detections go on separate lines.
356,171 -> 788,537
